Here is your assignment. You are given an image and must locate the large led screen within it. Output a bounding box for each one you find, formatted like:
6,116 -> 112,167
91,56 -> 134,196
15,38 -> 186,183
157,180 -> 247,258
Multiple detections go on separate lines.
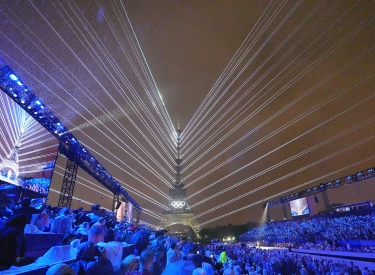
0,90 -> 59,197
290,197 -> 310,217
116,202 -> 134,223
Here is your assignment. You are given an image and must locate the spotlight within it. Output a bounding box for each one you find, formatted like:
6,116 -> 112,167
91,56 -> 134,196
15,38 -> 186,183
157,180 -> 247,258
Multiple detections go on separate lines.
9,74 -> 18,81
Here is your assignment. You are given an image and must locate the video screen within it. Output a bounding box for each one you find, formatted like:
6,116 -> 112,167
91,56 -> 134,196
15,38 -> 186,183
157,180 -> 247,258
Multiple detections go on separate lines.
126,202 -> 134,224
0,90 -> 59,197
290,197 -> 310,216
115,201 -> 134,223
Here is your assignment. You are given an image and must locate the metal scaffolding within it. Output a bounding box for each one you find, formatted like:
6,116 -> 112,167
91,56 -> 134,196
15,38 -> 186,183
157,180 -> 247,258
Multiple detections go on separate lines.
58,157 -> 78,208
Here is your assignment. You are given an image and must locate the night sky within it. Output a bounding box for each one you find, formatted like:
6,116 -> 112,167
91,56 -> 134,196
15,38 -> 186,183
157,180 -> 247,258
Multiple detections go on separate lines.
1,1 -> 375,230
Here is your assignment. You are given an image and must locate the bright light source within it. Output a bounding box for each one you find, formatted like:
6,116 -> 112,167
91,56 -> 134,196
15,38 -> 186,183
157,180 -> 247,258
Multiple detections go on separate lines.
171,200 -> 185,208
9,74 -> 18,81
17,81 -> 22,86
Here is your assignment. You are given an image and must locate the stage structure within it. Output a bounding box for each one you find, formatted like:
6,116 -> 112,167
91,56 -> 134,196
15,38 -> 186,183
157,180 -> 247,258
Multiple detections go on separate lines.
0,139 -> 21,184
158,126 -> 199,236
0,59 -> 141,211
267,166 -> 375,209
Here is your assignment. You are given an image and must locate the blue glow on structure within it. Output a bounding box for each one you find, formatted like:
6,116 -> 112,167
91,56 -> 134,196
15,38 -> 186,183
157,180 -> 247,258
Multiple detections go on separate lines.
0,60 -> 142,211
9,74 -> 18,81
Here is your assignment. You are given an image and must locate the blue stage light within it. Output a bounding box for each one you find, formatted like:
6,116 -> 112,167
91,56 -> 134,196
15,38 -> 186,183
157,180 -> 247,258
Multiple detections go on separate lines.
1,59 -> 142,212
9,74 -> 18,81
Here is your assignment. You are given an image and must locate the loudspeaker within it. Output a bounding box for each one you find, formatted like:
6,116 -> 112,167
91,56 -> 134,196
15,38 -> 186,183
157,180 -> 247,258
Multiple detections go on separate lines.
314,196 -> 319,203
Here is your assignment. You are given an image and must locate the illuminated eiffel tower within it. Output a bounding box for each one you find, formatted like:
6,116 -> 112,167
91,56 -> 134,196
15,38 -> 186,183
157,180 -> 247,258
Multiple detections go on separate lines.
0,138 -> 21,184
158,125 -> 199,236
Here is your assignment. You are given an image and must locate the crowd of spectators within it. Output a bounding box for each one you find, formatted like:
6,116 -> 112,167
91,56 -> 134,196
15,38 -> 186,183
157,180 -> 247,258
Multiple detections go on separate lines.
240,212 -> 375,253
205,244 -> 375,275
0,195 -> 375,274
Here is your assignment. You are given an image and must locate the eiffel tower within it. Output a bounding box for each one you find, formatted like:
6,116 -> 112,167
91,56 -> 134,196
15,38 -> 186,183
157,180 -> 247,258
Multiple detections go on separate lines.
0,139 -> 21,184
158,125 -> 199,236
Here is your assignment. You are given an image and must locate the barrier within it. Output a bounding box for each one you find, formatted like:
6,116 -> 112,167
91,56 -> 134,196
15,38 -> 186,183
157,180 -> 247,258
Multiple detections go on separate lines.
35,245 -> 77,265
291,248 -> 375,262
24,233 -> 63,260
